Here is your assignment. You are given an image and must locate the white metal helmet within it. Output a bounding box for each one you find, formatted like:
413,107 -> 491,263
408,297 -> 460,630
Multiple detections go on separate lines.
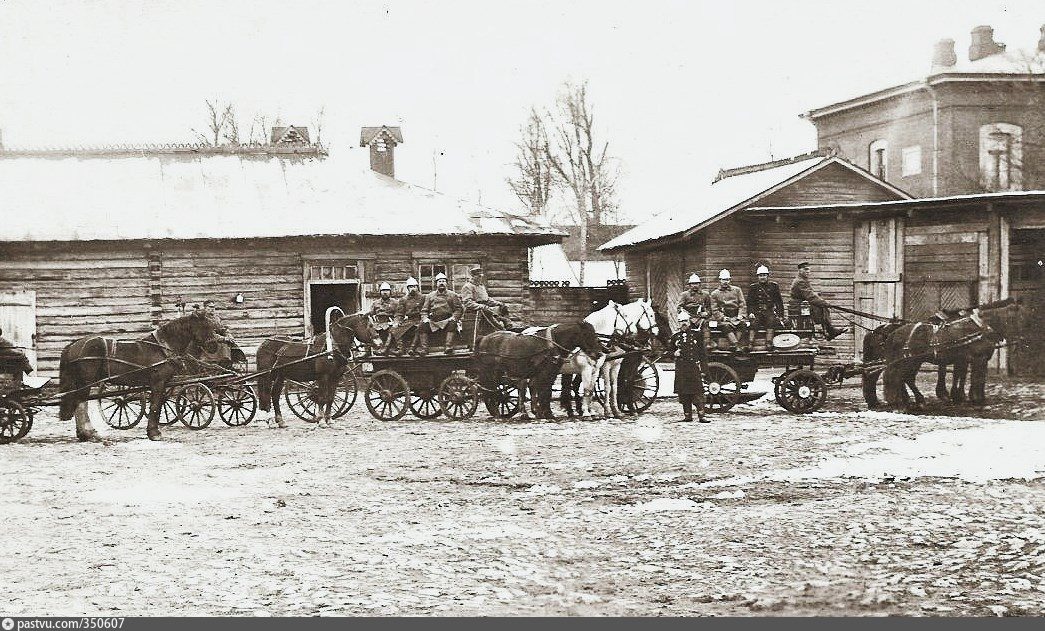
756,265 -> 770,275
405,276 -> 418,287
435,272 -> 448,282
379,282 -> 392,292
718,269 -> 731,280
687,273 -> 701,284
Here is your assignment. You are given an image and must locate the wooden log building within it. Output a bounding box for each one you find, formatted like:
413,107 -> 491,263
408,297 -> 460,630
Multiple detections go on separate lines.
0,132 -> 564,376
599,152 -> 1045,375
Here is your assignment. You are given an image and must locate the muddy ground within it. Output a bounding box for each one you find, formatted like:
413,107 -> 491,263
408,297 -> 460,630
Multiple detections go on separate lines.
2,373 -> 1044,616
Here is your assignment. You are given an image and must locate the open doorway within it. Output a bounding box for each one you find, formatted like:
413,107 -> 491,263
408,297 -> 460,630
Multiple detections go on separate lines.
309,283 -> 359,334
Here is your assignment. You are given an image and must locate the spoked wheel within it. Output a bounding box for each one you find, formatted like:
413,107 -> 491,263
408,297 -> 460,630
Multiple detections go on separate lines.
437,374 -> 478,420
0,400 -> 31,444
218,385 -> 258,426
776,369 -> 828,414
332,373 -> 360,419
159,388 -> 181,426
178,383 -> 216,429
99,384 -> 147,430
284,379 -> 321,422
410,388 -> 443,419
704,362 -> 741,413
365,370 -> 410,421
620,357 -> 660,414
485,378 -> 521,419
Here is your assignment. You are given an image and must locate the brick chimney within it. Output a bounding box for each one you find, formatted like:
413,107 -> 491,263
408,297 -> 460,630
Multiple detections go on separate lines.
969,25 -> 1006,62
932,38 -> 957,68
359,126 -> 404,178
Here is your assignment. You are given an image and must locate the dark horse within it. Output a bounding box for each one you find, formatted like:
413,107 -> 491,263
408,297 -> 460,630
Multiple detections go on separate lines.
476,321 -> 602,420
59,310 -> 226,441
875,299 -> 1021,410
256,310 -> 378,428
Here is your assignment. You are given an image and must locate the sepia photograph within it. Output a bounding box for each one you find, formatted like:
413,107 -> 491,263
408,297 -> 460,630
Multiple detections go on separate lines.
0,0 -> 1043,619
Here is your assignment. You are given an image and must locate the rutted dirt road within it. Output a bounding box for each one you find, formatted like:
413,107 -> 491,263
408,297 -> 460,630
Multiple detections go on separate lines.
2,375 -> 1044,616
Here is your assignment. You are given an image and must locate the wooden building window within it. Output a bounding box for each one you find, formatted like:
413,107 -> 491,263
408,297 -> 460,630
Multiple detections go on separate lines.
417,260 -> 480,292
979,123 -> 1023,191
868,139 -> 888,180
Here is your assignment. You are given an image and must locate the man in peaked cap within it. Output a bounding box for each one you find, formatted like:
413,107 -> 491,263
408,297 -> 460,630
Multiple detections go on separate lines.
367,282 -> 397,355
419,272 -> 464,355
710,269 -> 749,352
459,266 -> 512,329
746,264 -> 785,349
790,262 -> 847,340
391,277 -> 424,356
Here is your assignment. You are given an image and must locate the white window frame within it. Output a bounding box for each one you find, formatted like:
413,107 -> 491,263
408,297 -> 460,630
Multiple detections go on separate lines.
979,123 -> 1023,191
901,145 -> 922,177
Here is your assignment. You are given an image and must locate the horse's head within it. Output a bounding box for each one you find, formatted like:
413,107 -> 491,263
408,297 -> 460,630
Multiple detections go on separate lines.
978,298 -> 1022,340
637,305 -> 673,349
624,299 -> 659,338
161,310 -> 225,353
330,312 -> 379,351
575,321 -> 603,356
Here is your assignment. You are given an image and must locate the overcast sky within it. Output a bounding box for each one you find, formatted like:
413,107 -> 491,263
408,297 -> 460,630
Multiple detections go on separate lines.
0,0 -> 1041,223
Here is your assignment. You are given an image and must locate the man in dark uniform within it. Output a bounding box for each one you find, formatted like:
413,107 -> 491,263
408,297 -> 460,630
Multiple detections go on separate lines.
668,311 -> 710,423
710,269 -> 749,352
419,272 -> 464,355
746,264 -> 785,349
367,282 -> 397,355
790,262 -> 848,340
459,266 -> 512,329
391,277 -> 424,356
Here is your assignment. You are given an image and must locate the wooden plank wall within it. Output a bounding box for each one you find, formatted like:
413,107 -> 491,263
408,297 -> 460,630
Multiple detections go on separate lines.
0,237 -> 534,376
754,214 -> 856,362
524,285 -> 629,325
756,162 -> 904,207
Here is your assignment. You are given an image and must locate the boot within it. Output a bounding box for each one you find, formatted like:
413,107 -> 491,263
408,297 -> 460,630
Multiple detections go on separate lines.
727,331 -> 740,351
443,329 -> 457,354
680,397 -> 693,422
765,329 -> 775,350
748,329 -> 757,350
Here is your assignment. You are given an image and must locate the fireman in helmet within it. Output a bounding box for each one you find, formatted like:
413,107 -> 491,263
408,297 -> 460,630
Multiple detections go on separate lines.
419,272 -> 464,355
710,269 -> 748,352
746,264 -> 785,349
391,277 -> 424,355
367,282 -> 397,355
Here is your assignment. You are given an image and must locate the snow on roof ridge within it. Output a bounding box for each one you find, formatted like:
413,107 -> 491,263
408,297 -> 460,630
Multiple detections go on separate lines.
0,142 -> 327,157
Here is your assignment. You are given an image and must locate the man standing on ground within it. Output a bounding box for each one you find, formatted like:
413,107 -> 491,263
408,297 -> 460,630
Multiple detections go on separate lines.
668,311 -> 710,423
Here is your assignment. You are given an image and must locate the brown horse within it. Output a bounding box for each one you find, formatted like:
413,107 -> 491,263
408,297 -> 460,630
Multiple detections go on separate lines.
476,322 -> 602,420
58,311 -> 226,441
879,299 -> 1021,410
256,310 -> 378,428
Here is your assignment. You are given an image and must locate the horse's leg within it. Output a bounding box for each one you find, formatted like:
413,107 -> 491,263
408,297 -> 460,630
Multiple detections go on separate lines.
517,377 -> 532,420
969,355 -> 989,405
559,373 -> 574,418
608,361 -> 623,419
953,357 -> 969,404
936,361 -> 951,402
580,372 -> 594,419
271,373 -> 287,428
907,367 -> 925,409
883,366 -> 904,410
146,381 -> 165,441
862,369 -> 883,409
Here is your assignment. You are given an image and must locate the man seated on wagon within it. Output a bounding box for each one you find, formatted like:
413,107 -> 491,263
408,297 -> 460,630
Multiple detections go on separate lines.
459,266 -> 512,329
390,277 -> 425,356
710,269 -> 749,352
677,273 -> 712,348
419,272 -> 464,355
789,262 -> 848,341
366,282 -> 397,355
746,264 -> 785,349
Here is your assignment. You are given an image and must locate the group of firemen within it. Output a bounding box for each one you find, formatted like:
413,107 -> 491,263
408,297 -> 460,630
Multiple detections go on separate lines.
365,266 -> 511,357
667,261 -> 847,423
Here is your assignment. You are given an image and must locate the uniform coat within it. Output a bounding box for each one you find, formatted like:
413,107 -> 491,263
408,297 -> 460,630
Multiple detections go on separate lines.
421,288 -> 464,330
710,284 -> 747,320
678,288 -> 712,316
747,280 -> 785,328
668,325 -> 710,396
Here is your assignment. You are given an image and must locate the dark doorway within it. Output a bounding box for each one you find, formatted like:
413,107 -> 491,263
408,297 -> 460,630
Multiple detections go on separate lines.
309,283 -> 359,333
1009,228 -> 1044,377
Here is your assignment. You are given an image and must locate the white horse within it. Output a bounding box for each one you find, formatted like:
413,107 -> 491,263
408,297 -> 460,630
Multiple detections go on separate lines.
584,299 -> 659,419
558,348 -> 605,419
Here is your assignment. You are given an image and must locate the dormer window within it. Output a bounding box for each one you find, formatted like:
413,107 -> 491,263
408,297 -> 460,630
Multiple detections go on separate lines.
979,123 -> 1023,191
869,139 -> 888,180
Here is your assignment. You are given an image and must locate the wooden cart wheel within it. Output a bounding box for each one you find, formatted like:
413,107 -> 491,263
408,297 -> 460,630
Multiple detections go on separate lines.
437,374 -> 478,420
776,369 -> 828,414
365,369 -> 410,421
620,357 -> 660,414
773,370 -> 795,408
159,387 -> 181,426
284,379 -> 321,422
0,400 -> 31,444
410,388 -> 443,419
218,384 -> 258,426
332,372 -> 360,419
704,362 -> 741,413
99,384 -> 146,430
485,378 -> 521,419
178,383 -> 216,430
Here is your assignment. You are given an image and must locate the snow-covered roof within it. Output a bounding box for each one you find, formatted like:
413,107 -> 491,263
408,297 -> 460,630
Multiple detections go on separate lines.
599,156 -> 906,253
0,151 -> 564,243
529,244 -> 579,284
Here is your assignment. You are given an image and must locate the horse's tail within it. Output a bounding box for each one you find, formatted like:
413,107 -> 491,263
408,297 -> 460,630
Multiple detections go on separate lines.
255,344 -> 275,412
58,343 -> 83,421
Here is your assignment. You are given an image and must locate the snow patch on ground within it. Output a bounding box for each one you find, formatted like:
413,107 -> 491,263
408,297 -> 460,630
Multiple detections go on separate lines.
84,481 -> 246,506
630,498 -> 712,512
630,420 -> 665,442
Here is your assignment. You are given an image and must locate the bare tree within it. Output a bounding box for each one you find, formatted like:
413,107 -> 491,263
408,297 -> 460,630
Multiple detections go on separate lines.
543,80 -> 620,285
222,104 -> 240,145
507,108 -> 553,217
311,106 -> 326,147
191,99 -> 232,146
248,113 -> 269,145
